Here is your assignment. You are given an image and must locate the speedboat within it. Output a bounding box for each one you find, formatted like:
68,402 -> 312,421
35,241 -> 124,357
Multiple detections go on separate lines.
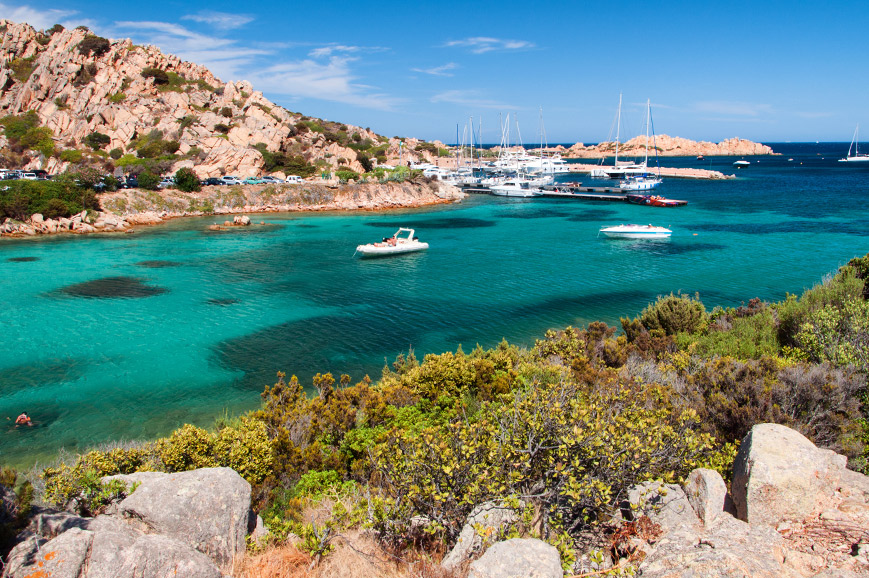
626,194 -> 685,207
600,224 -> 672,239
355,228 -> 428,257
733,160 -> 750,168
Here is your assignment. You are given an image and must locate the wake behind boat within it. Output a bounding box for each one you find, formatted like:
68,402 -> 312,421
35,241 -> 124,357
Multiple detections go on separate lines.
355,228 -> 428,258
600,224 -> 672,239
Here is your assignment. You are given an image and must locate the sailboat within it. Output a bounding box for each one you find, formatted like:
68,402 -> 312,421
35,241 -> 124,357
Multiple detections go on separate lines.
619,99 -> 662,191
591,94 -> 650,179
839,125 -> 869,162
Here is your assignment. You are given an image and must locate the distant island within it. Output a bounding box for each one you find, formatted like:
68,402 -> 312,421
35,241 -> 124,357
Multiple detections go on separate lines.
557,135 -> 776,158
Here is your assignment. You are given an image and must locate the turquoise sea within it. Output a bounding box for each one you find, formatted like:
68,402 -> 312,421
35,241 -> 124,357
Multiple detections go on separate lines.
1,143 -> 868,466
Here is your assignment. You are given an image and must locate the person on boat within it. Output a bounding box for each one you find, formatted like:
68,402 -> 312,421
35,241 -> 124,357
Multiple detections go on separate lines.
15,412 -> 32,426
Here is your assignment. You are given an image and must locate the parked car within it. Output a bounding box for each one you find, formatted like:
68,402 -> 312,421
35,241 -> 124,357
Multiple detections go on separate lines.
242,177 -> 264,185
22,172 -> 38,180
285,175 -> 303,184
122,176 -> 139,189
260,176 -> 283,184
157,177 -> 175,189
201,177 -> 223,186
221,176 -> 242,185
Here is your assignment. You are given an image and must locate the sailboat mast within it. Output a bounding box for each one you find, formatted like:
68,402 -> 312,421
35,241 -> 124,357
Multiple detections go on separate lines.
615,93 -> 622,165
644,99 -> 650,167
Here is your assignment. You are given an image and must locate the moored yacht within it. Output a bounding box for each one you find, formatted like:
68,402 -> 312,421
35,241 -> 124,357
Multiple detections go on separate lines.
839,125 -> 869,162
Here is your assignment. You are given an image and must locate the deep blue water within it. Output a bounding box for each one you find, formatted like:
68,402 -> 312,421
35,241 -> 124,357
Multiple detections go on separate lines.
1,143 -> 867,466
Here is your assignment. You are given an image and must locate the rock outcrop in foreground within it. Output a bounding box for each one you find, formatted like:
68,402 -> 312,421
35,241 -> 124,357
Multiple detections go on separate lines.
3,467 -> 253,577
449,424 -> 869,578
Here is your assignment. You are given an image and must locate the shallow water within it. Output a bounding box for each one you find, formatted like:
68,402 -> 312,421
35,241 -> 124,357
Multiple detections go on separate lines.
1,143 -> 867,466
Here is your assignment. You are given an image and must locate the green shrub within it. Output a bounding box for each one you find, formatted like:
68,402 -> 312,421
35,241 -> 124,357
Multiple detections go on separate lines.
157,424 -> 217,472
77,34 -> 110,57
137,171 -> 160,190
177,115 -> 198,130
1,111 -> 40,142
214,123 -> 231,134
109,92 -> 126,103
20,126 -> 55,156
679,308 -> 779,359
0,178 -> 98,220
109,147 -> 123,160
174,167 -> 201,192
335,170 -> 359,182
84,131 -> 111,150
220,106 -> 232,118
141,67 -> 169,85
9,56 -> 36,82
636,292 -> 707,336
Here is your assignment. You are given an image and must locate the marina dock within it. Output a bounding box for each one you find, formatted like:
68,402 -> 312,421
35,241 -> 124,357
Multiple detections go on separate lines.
461,184 -> 688,205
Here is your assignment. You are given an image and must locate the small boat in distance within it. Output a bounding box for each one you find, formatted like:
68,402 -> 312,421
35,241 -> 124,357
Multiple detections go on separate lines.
600,224 -> 672,239
355,228 -> 428,258
733,160 -> 750,168
839,125 -> 869,162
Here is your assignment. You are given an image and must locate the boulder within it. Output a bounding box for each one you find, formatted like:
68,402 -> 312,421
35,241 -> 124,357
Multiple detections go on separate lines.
109,534 -> 224,578
4,527 -> 93,578
732,423 -> 846,526
110,467 -> 250,565
468,538 -> 562,578
683,468 -> 728,527
626,481 -> 699,533
442,501 -> 521,570
30,213 -> 43,224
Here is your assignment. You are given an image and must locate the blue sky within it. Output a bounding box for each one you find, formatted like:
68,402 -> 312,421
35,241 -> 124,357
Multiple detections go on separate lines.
3,0 -> 868,143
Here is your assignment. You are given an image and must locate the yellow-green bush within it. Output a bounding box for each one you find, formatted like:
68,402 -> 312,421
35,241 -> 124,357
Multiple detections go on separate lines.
157,424 -> 217,472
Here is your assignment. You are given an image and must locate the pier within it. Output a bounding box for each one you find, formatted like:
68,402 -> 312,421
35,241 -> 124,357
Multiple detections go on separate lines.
566,164 -> 732,180
461,184 -> 688,206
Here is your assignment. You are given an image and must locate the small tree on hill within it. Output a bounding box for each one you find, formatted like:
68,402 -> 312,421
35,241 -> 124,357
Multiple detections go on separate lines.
84,131 -> 111,150
77,35 -> 110,57
137,171 -> 160,190
174,168 -> 200,192
141,67 -> 169,86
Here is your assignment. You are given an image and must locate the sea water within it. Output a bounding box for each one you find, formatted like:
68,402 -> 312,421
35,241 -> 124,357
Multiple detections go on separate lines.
1,143 -> 867,466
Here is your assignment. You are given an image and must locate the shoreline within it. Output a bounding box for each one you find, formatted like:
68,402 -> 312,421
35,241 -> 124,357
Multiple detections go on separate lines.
0,180 -> 466,239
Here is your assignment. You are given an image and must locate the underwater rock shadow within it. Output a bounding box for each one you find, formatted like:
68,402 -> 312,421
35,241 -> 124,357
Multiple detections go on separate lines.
7,256 -> 40,262
57,276 -> 168,298
135,260 -> 182,268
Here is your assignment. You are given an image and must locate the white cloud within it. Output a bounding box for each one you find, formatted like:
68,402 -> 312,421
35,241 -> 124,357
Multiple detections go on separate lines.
0,2 -> 93,30
431,90 -> 518,110
694,101 -> 774,117
412,62 -> 458,77
249,56 -> 402,111
308,44 -> 388,59
444,37 -> 535,54
112,20 -> 268,80
181,10 -> 254,31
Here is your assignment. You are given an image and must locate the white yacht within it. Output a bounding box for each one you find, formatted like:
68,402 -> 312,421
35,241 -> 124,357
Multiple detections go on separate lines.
599,224 -> 672,239
355,228 -> 429,257
619,174 -> 662,191
490,180 -> 544,197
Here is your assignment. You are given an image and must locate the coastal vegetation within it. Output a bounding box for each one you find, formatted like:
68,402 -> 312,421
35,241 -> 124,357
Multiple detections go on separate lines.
0,174 -> 101,220
4,253 -> 865,572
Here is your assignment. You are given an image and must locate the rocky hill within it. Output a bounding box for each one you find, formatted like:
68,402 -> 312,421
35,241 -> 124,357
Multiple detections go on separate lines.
0,20 -> 441,178
563,134 -> 776,158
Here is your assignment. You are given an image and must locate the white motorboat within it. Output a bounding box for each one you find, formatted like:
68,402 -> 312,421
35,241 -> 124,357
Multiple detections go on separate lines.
619,174 -> 662,191
490,179 -> 544,197
839,125 -> 869,162
600,224 -> 672,239
355,228 -> 428,257
733,160 -> 750,168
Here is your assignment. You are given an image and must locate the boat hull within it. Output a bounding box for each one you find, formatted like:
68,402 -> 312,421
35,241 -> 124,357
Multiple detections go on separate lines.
600,225 -> 672,239
355,242 -> 429,258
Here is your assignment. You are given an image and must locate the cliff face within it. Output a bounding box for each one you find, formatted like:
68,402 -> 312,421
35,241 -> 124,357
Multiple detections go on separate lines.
563,134 -> 776,158
0,20 -> 434,177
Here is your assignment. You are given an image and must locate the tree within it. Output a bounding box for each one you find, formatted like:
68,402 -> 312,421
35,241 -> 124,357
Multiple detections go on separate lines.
77,35 -> 110,57
137,171 -> 160,190
141,67 -> 169,86
174,168 -> 201,192
84,132 -> 111,150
